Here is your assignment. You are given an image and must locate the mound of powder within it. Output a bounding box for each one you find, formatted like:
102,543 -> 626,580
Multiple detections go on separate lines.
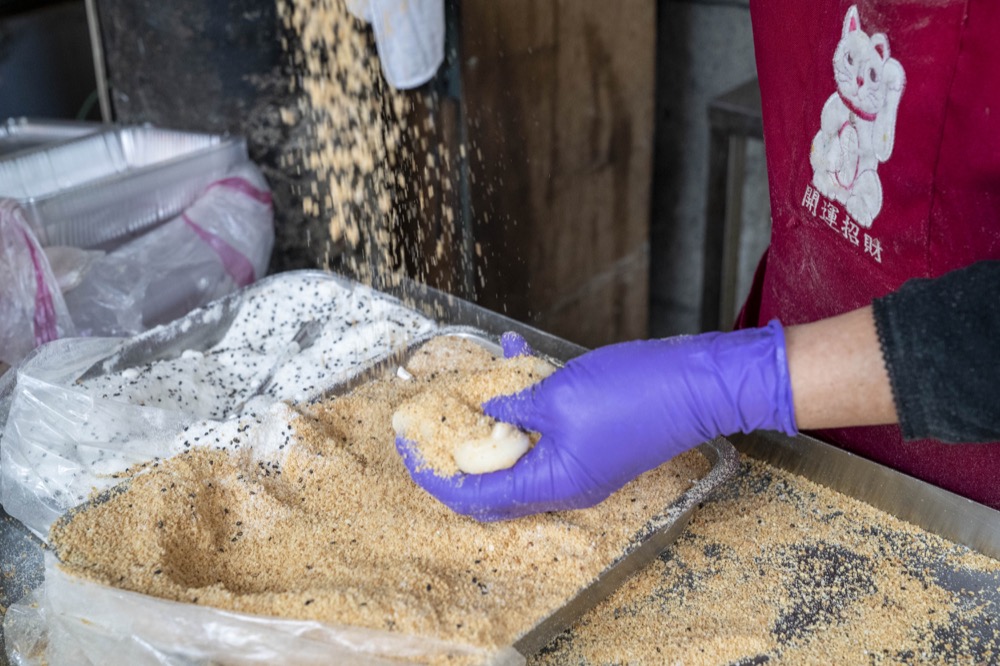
51,337 -> 710,662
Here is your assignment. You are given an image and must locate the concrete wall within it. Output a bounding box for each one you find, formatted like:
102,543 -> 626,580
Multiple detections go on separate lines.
0,2 -> 98,120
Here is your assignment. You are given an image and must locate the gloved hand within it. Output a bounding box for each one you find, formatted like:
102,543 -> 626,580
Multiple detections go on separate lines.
346,0 -> 445,90
396,323 -> 798,521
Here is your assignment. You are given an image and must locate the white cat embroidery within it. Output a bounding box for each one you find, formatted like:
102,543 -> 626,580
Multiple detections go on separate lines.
810,5 -> 905,228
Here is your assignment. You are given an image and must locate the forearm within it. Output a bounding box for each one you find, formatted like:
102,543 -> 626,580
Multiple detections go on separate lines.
784,305 -> 898,430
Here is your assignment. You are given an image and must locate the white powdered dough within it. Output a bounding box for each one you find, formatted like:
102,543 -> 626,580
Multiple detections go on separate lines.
390,343 -> 554,477
453,422 -> 531,474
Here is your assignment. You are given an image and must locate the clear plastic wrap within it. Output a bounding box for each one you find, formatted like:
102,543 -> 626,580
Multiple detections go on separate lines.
0,336 -> 189,540
63,161 -> 275,336
43,246 -> 104,293
0,160 -> 272,367
3,587 -> 46,666
0,200 -> 76,367
3,555 -> 523,666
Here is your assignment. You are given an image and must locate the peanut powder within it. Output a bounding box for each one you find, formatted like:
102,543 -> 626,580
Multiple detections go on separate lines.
51,337 -> 710,662
529,456 -> 1000,665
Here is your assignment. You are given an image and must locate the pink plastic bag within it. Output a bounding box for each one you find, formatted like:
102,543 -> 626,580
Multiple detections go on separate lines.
0,200 -> 75,367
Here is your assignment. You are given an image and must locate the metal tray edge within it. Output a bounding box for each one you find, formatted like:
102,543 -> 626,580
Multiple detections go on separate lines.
513,437 -> 739,657
731,430 -> 1000,561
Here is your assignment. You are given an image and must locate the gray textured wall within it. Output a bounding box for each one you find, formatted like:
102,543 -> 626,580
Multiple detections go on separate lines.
650,0 -> 771,336
0,2 -> 99,120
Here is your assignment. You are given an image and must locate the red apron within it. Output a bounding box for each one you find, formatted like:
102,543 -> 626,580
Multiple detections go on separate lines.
742,1 -> 1000,508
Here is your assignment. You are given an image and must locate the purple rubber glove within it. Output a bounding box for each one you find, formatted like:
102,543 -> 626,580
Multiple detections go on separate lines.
396,322 -> 798,521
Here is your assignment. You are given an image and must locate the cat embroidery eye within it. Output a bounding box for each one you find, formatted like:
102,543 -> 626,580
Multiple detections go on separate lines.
870,68 -> 878,82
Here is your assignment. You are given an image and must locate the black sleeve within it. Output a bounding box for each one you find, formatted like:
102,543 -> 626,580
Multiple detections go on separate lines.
872,260 -> 1000,443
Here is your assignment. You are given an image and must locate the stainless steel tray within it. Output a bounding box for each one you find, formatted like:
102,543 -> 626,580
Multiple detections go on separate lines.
732,430 -> 1000,560
0,125 -> 247,249
518,437 -> 736,656
538,437 -> 1000,665
313,325 -> 740,658
0,118 -> 101,157
47,324 -> 739,663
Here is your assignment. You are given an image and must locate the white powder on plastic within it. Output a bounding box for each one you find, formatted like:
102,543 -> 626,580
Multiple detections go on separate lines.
10,273 -> 435,523
81,275 -> 435,418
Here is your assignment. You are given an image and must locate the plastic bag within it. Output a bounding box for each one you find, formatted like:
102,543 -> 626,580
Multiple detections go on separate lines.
0,335 -> 193,540
42,246 -> 104,293
0,160 -> 271,366
63,161 -> 275,336
3,587 -> 46,666
346,0 -> 445,89
3,554 -> 523,666
0,200 -> 76,367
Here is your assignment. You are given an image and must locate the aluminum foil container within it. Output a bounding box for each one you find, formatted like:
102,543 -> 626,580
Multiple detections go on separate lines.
0,118 -> 101,157
0,126 -> 247,248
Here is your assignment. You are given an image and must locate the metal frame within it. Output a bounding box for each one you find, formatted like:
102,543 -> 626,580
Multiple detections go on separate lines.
84,0 -> 112,122
732,430 -> 1000,561
701,77 -> 764,331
